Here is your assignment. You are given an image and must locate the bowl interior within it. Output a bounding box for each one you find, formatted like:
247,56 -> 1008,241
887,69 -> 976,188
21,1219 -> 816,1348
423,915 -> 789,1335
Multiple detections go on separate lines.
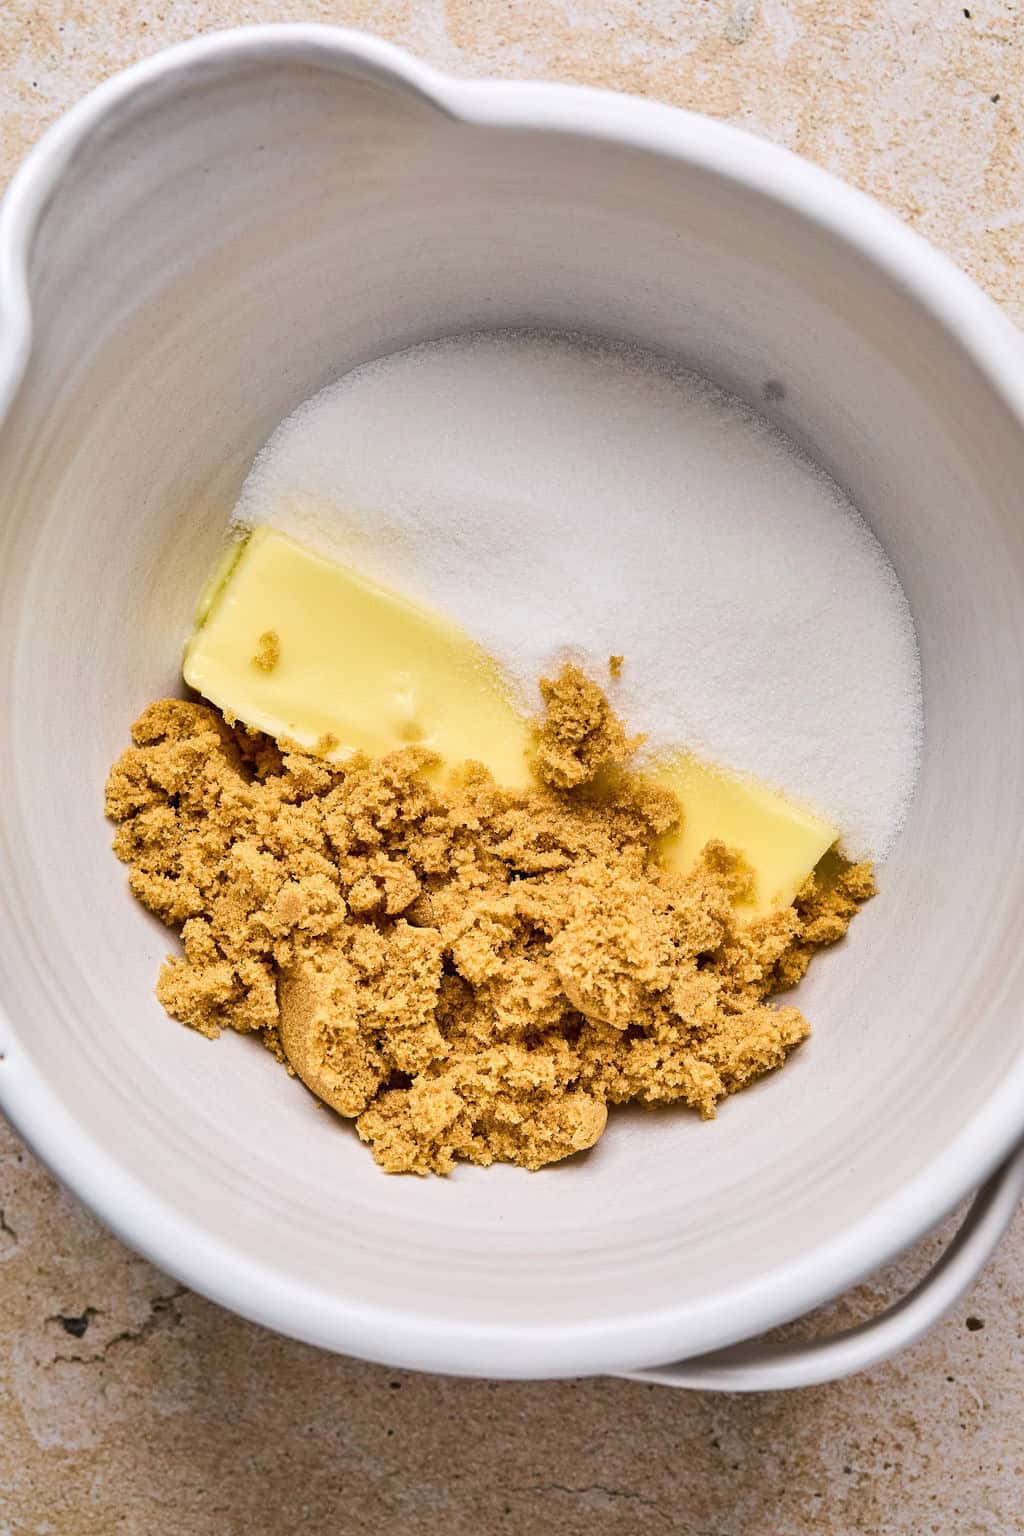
2,40 -> 1024,1375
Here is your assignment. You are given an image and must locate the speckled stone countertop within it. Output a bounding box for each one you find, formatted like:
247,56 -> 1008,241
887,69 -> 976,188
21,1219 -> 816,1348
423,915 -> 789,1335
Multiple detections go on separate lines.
2,4 -> 1022,1532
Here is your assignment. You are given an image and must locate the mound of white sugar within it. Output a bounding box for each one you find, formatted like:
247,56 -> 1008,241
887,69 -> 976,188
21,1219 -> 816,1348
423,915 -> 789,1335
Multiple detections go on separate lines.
235,333 -> 923,861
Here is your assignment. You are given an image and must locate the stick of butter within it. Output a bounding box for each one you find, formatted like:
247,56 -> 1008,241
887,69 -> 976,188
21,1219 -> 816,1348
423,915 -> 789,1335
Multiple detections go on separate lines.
184,527 -> 535,788
651,756 -> 836,917
184,527 -> 836,914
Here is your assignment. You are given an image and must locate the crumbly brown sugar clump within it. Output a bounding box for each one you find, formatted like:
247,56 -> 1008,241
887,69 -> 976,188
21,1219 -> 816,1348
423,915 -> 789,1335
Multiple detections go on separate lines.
105,666 -> 874,1175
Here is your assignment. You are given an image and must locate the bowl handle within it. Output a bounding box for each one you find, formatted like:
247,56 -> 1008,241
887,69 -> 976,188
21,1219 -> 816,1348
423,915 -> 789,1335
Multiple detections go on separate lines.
621,1141 -> 1024,1392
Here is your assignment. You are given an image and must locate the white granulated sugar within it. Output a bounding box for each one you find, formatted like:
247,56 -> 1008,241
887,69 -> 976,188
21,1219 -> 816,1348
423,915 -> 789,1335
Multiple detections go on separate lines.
236,332 -> 923,861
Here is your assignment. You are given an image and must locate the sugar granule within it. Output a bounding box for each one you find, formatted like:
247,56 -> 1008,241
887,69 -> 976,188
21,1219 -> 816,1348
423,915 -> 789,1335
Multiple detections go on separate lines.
251,629 -> 280,672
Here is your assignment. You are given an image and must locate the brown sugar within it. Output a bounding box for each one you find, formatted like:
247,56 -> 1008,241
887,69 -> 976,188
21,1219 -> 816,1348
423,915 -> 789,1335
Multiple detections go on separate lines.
534,664 -> 640,788
105,666 -> 874,1175
251,629 -> 281,672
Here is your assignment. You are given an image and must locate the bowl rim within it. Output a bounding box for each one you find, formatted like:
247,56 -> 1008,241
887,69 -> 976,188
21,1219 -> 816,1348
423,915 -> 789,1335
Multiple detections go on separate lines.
1,23 -> 1023,1379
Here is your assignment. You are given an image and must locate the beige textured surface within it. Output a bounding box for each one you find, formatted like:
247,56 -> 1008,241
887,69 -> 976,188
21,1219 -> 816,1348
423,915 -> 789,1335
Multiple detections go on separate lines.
2,4 -> 1023,1531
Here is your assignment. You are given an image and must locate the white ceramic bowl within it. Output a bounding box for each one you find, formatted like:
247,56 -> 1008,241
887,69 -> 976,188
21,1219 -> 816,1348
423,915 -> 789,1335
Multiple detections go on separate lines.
2,27 -> 1023,1388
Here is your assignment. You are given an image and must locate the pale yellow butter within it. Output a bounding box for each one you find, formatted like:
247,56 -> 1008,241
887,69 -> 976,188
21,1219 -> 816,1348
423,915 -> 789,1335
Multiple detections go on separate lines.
184,527 -> 836,914
652,755 -> 836,917
184,527 -> 534,787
